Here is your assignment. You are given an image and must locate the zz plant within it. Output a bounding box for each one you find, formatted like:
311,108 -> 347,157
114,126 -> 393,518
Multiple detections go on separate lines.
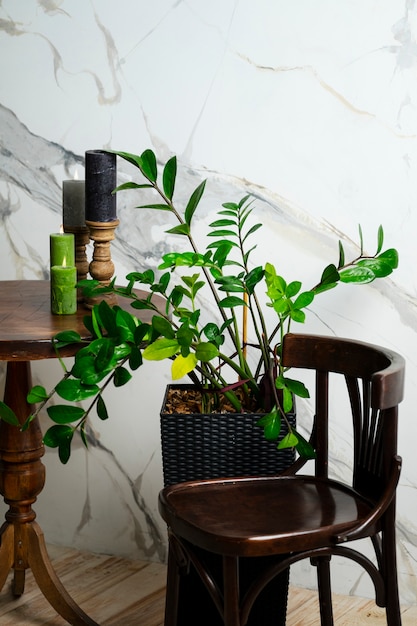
0,149 -> 399,463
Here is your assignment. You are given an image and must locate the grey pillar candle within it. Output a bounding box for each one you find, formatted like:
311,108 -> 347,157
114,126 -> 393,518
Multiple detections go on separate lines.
85,150 -> 117,222
63,180 -> 85,228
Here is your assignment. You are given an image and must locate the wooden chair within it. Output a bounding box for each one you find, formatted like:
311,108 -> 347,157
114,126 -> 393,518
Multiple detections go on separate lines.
159,333 -> 405,625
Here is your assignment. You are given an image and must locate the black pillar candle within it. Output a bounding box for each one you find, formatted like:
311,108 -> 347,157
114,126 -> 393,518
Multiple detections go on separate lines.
85,150 -> 117,222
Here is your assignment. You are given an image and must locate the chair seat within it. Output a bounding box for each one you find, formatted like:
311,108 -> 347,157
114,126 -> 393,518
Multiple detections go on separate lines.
159,474 -> 375,558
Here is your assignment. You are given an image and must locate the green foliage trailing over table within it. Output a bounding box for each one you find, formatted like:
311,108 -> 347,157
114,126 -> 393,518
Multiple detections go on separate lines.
0,149 -> 399,463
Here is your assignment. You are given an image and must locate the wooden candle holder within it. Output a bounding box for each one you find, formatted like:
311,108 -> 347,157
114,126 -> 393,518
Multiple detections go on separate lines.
63,225 -> 90,302
84,219 -> 119,308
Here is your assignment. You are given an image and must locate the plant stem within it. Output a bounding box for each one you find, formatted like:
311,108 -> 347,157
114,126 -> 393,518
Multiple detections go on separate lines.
150,179 -> 240,348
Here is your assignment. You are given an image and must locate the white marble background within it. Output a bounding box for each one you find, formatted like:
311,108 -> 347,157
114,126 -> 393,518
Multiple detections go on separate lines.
1,0 -> 417,606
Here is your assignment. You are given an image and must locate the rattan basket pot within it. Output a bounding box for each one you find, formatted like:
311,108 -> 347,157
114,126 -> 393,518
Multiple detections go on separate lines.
160,384 -> 296,626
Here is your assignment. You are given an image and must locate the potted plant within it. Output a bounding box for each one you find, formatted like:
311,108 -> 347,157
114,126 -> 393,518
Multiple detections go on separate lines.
0,147 -> 399,466
4,148 -> 394,457
0,148 -> 398,625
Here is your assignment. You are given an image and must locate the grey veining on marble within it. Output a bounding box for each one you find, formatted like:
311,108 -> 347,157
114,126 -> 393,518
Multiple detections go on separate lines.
0,0 -> 417,604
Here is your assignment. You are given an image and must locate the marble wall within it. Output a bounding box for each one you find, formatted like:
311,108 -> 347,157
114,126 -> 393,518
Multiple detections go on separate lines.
1,0 -> 417,605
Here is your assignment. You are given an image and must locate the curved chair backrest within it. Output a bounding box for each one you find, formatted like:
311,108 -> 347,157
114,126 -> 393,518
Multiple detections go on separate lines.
281,333 -> 405,501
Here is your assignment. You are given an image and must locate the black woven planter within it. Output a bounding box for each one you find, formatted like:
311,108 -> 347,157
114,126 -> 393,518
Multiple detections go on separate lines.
160,384 -> 296,626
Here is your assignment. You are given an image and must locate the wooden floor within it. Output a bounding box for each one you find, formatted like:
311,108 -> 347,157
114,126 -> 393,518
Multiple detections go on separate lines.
0,545 -> 416,625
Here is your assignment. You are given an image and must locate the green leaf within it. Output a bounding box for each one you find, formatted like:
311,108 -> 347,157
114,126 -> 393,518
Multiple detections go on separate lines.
127,269 -> 155,285
242,222 -> 262,242
82,315 -> 94,336
166,224 -> 190,236
184,180 -> 206,227
140,149 -> 157,182
203,323 -> 224,346
245,266 -> 264,294
282,377 -> 310,399
357,258 -> 393,278
134,323 -> 152,344
339,266 -> 375,284
195,341 -> 219,362
53,330 -> 82,349
319,263 -> 340,286
277,432 -> 299,450
80,424 -> 88,448
55,379 -> 99,402
113,181 -> 153,192
138,203 -> 173,211
313,281 -> 338,295
272,298 -> 290,316
129,298 -> 154,313
181,273 -> 200,287
27,385 -> 49,404
95,339 -> 116,372
58,440 -> 72,464
285,281 -> 302,298
78,278 -> 100,294
209,219 -> 236,227
172,353 -> 198,379
113,342 -> 132,361
72,352 -> 112,385
0,401 -> 20,426
129,345 -> 143,370
218,296 -> 247,308
114,366 -> 132,387
207,229 -> 236,238
97,300 -> 118,335
143,338 -> 179,360
217,280 -> 245,293
97,395 -> 109,420
115,308 -> 138,341
289,309 -> 306,324
359,224 -> 364,255
152,315 -> 175,339
162,155 -> 177,200
160,251 -> 205,268
111,150 -> 143,170
43,425 -> 73,464
47,405 -> 85,424
157,273 -> 172,294
338,241 -> 345,268
377,248 -> 398,270
282,386 -> 294,413
257,408 -> 281,441
222,202 -> 239,211
293,291 -> 314,310
293,429 -> 316,459
212,241 -> 234,268
376,225 -> 384,254
91,306 -> 103,339
176,325 -> 195,349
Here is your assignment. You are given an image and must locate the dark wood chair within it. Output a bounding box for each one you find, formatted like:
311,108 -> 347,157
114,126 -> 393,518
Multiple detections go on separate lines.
159,333 -> 405,625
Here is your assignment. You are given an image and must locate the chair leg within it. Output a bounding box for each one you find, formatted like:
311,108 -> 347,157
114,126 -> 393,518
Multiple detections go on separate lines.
163,538 -> 183,626
382,512 -> 402,626
312,556 -> 334,626
223,555 -> 241,626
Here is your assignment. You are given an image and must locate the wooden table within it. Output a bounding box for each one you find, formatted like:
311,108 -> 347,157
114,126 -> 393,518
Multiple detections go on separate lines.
0,280 -> 154,625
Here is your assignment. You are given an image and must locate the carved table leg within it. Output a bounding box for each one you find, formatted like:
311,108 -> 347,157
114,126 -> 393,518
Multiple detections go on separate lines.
0,522 -> 14,591
0,361 -> 98,625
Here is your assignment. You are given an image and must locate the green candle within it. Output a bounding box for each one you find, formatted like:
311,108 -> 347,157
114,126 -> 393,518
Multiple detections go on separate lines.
51,265 -> 77,315
50,232 -> 75,267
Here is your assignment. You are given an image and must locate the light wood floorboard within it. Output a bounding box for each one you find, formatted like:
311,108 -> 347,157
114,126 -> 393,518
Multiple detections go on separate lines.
0,545 -> 415,625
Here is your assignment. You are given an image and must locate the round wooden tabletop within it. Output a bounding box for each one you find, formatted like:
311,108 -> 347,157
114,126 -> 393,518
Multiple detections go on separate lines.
0,280 -> 155,361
